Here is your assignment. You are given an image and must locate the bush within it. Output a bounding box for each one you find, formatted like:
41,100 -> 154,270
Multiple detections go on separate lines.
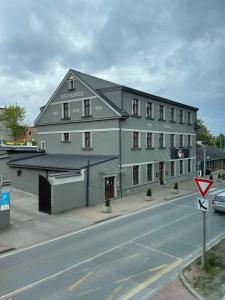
218,173 -> 221,179
146,188 -> 152,196
174,182 -> 178,190
105,199 -> 110,206
210,174 -> 214,180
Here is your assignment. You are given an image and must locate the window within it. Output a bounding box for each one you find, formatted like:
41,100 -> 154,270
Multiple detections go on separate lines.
132,132 -> 139,149
180,160 -> 183,175
132,98 -> 139,116
171,161 -> 175,177
83,132 -> 92,148
83,99 -> 91,117
147,164 -> 153,182
170,134 -> 175,147
159,133 -> 165,148
179,110 -> 184,123
146,102 -> 153,118
170,108 -> 175,122
133,165 -> 139,185
188,135 -> 192,147
188,112 -> 192,124
68,79 -> 75,91
146,132 -> 153,148
159,105 -> 165,120
40,141 -> 46,150
188,159 -> 191,173
62,102 -> 70,119
17,168 -> 22,177
62,132 -> 70,143
179,134 -> 184,147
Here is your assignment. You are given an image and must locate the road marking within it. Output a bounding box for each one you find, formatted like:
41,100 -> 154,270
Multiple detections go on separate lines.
0,192 -> 198,259
208,189 -> 225,195
0,211 -> 197,299
117,259 -> 181,300
77,264 -> 168,297
106,284 -> 124,300
117,264 -> 167,283
68,271 -> 93,291
132,241 -> 181,261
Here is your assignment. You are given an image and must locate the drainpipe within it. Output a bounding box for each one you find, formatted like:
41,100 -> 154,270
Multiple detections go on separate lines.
119,119 -> 122,198
86,160 -> 90,207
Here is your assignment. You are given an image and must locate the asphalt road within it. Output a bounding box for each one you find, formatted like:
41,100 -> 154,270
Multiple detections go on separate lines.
0,187 -> 225,300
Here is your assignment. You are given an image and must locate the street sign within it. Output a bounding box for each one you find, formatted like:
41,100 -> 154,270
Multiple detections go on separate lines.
0,192 -> 10,211
194,177 -> 214,198
196,198 -> 209,212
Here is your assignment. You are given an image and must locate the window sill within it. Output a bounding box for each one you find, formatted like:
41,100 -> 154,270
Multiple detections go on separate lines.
146,147 -> 154,150
169,120 -> 176,123
158,147 -> 166,149
61,141 -> 71,143
82,115 -> 93,119
131,115 -> 142,118
61,117 -> 71,121
82,147 -> 93,151
131,147 -> 142,150
179,122 -> 185,125
158,119 -> 166,122
145,117 -> 154,120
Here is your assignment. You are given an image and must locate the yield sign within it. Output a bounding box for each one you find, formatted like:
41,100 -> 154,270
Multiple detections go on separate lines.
194,177 -> 214,198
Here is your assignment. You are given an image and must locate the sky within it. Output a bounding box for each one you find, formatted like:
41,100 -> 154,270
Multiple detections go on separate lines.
0,0 -> 224,135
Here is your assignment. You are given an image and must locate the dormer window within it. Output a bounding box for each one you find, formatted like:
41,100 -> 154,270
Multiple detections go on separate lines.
68,79 -> 75,91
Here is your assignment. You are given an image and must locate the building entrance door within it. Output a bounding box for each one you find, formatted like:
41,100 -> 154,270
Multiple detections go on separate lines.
105,177 -> 115,200
159,162 -> 164,185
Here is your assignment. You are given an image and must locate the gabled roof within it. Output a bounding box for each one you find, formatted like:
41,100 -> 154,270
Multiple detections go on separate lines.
8,153 -> 119,171
197,145 -> 225,161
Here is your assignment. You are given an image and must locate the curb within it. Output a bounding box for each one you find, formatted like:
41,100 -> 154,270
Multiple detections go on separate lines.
179,232 -> 225,300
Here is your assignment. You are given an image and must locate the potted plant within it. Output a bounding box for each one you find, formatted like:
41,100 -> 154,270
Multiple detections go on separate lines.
218,173 -> 222,182
173,182 -> 178,194
146,188 -> 152,201
103,199 -> 111,213
210,174 -> 214,180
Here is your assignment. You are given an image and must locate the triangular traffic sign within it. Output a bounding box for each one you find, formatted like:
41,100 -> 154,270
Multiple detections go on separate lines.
194,177 -> 214,198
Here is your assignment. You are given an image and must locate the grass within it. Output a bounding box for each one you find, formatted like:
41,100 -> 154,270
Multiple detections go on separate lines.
183,238 -> 225,300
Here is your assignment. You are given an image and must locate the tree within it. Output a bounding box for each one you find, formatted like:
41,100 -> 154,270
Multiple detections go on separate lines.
196,119 -> 215,146
0,105 -> 26,143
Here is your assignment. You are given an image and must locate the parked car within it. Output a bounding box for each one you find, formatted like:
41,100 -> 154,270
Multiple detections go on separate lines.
212,192 -> 225,213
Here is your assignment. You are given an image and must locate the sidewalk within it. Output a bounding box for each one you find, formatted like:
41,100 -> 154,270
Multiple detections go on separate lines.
0,179 -> 199,253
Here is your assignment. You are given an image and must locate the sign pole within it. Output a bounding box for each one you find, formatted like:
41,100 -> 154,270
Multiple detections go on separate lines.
202,211 -> 206,269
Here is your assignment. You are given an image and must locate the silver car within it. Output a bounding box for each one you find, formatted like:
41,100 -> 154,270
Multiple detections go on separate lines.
212,192 -> 225,213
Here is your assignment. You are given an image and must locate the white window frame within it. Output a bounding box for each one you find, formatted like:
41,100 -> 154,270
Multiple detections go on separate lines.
146,102 -> 154,118
132,98 -> 140,116
62,132 -> 70,142
146,132 -> 154,148
132,165 -> 141,186
40,141 -> 46,150
82,131 -> 92,148
147,163 -> 153,182
62,102 -> 70,119
82,99 -> 92,117
68,79 -> 75,90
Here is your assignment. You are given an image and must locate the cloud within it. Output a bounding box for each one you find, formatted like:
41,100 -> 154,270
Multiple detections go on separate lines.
0,0 -> 224,134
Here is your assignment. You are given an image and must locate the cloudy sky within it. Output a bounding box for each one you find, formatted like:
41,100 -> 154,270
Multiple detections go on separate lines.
0,0 -> 224,134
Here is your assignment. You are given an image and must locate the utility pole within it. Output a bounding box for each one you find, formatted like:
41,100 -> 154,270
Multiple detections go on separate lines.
203,145 -> 206,177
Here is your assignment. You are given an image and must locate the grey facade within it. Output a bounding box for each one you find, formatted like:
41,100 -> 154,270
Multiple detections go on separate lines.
0,108 -> 12,142
33,69 -> 198,198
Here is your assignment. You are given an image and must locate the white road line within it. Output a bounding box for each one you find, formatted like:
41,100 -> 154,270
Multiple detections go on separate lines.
0,192 -> 198,259
209,189 -> 225,195
0,211 -> 198,300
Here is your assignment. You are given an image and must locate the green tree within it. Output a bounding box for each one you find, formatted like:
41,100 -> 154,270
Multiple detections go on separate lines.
0,105 -> 26,143
214,134 -> 225,150
196,119 -> 215,146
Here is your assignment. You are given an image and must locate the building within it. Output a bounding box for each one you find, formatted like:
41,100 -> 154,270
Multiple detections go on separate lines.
197,144 -> 225,176
17,127 -> 37,145
8,69 -> 198,212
